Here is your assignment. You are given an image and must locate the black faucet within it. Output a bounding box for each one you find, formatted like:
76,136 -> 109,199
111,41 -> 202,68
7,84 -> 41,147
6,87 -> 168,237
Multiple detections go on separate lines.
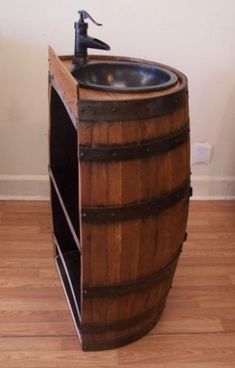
73,10 -> 110,67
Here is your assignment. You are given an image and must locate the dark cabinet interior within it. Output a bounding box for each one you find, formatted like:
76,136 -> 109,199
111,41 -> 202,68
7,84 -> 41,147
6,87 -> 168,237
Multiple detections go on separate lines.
50,87 -> 79,238
49,86 -> 81,328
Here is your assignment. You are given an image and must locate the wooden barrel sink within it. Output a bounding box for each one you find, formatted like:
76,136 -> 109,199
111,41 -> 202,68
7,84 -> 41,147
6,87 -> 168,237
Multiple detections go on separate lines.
49,48 -> 191,351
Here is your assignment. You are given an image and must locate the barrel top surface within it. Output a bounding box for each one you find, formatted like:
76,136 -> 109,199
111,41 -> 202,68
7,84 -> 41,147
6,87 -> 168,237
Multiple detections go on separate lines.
60,55 -> 187,102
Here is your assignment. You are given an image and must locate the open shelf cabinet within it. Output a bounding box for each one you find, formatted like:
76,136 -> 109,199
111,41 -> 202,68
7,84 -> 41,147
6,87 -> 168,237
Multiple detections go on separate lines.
48,46 -> 190,351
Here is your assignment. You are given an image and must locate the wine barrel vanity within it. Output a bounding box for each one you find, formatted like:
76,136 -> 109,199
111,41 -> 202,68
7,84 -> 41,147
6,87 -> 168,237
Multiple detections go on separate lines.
48,43 -> 191,351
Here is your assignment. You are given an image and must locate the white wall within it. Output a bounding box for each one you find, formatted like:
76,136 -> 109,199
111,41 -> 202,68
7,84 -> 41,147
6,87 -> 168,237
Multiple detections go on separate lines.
0,0 -> 235,198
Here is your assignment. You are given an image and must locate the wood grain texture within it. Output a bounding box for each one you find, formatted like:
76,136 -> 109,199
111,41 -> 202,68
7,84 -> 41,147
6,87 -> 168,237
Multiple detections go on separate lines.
49,46 -> 79,125
1,200 -> 235,366
76,58 -> 189,348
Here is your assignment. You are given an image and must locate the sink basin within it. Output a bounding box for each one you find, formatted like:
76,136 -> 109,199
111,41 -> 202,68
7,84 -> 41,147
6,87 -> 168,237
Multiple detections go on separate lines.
72,62 -> 178,92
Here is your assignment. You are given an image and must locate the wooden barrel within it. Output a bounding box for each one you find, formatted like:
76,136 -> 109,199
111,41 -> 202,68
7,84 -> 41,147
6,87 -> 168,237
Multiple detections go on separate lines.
77,56 -> 191,350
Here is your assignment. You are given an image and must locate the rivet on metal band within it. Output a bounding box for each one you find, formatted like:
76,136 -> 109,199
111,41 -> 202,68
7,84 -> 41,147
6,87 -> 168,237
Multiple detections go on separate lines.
82,245 -> 182,298
81,181 -> 191,223
79,121 -> 189,162
78,88 -> 188,122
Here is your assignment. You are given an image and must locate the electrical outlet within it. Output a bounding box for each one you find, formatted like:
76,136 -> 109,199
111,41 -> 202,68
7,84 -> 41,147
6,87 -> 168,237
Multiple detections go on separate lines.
192,143 -> 212,165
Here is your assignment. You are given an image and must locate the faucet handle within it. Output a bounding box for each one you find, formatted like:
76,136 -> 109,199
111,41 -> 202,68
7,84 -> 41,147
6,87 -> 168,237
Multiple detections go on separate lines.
78,10 -> 102,26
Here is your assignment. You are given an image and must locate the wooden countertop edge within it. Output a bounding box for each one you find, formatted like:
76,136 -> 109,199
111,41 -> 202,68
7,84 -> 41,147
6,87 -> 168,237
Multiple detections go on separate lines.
48,46 -> 79,121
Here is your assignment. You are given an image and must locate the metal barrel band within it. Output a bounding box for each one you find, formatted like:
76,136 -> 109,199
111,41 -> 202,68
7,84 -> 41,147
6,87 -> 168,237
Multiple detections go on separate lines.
82,305 -> 165,351
78,88 -> 188,122
82,245 -> 182,298
79,121 -> 189,162
81,181 -> 191,223
80,291 -> 169,334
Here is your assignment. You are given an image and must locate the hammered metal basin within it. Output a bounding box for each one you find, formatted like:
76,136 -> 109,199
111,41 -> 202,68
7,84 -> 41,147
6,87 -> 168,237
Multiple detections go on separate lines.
72,62 -> 178,92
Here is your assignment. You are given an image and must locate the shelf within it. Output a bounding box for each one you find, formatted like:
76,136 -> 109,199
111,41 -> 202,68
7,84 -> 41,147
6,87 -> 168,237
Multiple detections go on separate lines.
54,236 -> 81,331
50,86 -> 79,239
50,168 -> 80,250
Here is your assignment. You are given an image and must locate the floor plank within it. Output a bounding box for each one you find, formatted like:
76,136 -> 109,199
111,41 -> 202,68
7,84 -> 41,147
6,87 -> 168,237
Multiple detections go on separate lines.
118,333 -> 235,368
0,336 -> 118,368
0,200 -> 235,367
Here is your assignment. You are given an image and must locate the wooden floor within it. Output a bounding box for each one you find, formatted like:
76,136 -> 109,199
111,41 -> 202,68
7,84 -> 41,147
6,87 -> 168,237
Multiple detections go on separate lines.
0,201 -> 235,367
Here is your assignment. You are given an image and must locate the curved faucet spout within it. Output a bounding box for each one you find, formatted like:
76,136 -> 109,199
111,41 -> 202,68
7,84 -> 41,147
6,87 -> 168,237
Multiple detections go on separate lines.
80,35 -> 110,51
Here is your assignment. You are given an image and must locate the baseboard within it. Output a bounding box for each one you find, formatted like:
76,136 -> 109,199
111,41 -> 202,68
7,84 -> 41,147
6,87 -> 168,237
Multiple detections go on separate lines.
0,175 -> 50,200
191,175 -> 235,200
0,175 -> 235,201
